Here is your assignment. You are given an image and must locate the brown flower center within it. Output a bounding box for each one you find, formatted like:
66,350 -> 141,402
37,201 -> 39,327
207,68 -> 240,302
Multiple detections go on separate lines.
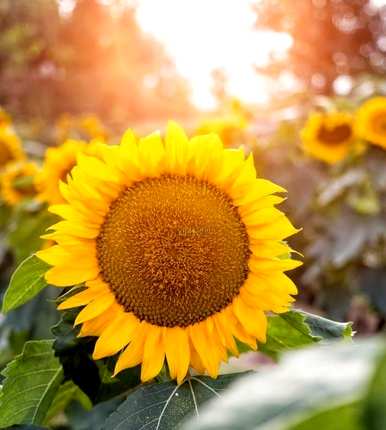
96,175 -> 250,327
317,124 -> 352,145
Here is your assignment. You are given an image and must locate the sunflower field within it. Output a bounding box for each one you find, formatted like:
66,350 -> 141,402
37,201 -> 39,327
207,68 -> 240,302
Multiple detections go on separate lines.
0,1 -> 386,429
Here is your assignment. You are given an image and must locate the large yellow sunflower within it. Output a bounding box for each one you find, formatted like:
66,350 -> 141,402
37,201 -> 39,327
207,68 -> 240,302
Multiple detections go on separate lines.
37,122 -> 300,383
301,112 -> 357,164
0,126 -> 25,171
355,96 -> 386,149
0,160 -> 38,205
36,139 -> 106,205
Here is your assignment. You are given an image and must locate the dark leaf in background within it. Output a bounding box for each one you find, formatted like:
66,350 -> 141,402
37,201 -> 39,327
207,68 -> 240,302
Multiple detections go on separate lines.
360,267 -> 386,319
44,380 -> 92,425
52,310 -> 101,402
66,397 -> 124,430
52,310 -> 141,404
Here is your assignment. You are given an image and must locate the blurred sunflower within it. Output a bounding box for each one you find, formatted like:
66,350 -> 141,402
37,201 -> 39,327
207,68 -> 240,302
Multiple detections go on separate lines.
36,139 -> 106,205
37,122 -> 300,383
0,126 -> 25,171
0,107 -> 12,127
1,161 -> 38,205
78,115 -> 108,140
55,114 -> 107,142
355,96 -> 386,149
196,116 -> 246,147
301,112 -> 357,164
196,99 -> 249,147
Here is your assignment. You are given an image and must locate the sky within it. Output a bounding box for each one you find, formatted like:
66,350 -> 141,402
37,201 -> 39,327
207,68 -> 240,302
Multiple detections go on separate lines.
58,0 -> 292,110
135,0 -> 292,109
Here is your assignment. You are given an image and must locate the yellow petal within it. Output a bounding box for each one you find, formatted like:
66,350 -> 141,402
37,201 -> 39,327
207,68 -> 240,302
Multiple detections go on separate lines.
249,256 -> 302,273
138,133 -> 165,177
164,121 -> 189,174
234,179 -> 286,206
45,264 -> 99,287
114,323 -> 149,375
78,304 -> 117,337
93,312 -> 139,360
141,325 -> 165,382
164,327 -> 190,384
233,297 -> 267,342
189,322 -> 220,378
58,285 -> 108,310
74,292 -> 116,325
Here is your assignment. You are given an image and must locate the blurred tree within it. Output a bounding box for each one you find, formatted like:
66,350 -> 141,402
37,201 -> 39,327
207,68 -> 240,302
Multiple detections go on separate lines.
254,0 -> 386,94
0,0 -> 192,126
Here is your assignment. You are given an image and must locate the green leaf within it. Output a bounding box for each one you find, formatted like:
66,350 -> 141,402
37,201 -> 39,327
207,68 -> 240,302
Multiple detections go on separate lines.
362,348 -> 386,430
0,340 -> 63,428
44,380 -> 92,425
7,207 -> 56,263
103,373 -> 242,430
2,254 -> 50,313
184,337 -> 382,430
288,401 -> 363,430
302,311 -> 353,340
238,310 -> 353,358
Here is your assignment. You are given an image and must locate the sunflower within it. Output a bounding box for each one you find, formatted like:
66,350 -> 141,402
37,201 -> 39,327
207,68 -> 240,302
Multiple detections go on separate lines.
0,107 -> 12,127
37,122 -> 300,383
301,112 -> 358,164
36,139 -> 107,205
196,115 -> 247,148
78,114 -> 108,140
0,126 -> 25,171
1,160 -> 38,205
355,96 -> 386,149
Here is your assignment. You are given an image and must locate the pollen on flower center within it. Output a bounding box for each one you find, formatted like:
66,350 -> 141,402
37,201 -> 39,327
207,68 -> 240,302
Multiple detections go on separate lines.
96,175 -> 251,327
317,124 -> 352,145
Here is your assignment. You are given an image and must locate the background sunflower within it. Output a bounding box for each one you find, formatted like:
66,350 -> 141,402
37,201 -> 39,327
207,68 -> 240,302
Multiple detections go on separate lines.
300,112 -> 358,164
0,160 -> 38,205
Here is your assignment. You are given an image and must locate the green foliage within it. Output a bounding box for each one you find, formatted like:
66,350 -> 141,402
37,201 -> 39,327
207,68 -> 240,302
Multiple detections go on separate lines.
238,310 -> 352,358
183,338 -> 384,430
103,374 -> 241,430
288,402 -> 362,430
52,310 -> 141,403
2,254 -> 49,313
0,340 -> 63,428
44,380 -> 92,425
7,207 -> 56,264
362,350 -> 386,430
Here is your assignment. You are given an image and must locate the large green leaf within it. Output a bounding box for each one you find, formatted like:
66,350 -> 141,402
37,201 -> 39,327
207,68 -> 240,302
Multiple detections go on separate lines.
0,340 -> 63,428
2,254 -> 50,313
184,338 -> 382,430
102,374 -> 242,430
